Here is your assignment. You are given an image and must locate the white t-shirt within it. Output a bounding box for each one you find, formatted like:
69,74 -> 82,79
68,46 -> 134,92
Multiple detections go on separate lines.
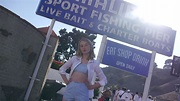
122,92 -> 132,101
147,98 -> 153,101
118,90 -> 125,100
113,90 -> 120,101
133,94 -> 139,101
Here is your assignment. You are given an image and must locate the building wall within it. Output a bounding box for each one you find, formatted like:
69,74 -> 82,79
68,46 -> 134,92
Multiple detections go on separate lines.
0,6 -> 59,101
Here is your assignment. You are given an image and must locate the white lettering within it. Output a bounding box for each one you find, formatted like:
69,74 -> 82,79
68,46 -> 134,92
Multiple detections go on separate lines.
106,46 -> 116,55
45,0 -> 138,20
45,0 -> 53,4
109,0 -> 117,14
117,48 -> 132,59
132,53 -> 149,67
61,1 -> 71,10
145,27 -> 170,43
91,10 -> 140,33
76,0 -> 136,19
52,0 -> 61,6
64,13 -> 87,24
142,38 -> 171,52
97,24 -> 139,42
116,61 -> 126,67
94,0 -> 107,10
70,3 -> 87,15
90,10 -> 99,19
75,0 -> 93,5
40,5 -> 62,17
124,4 -> 136,19
126,64 -> 135,70
45,0 -> 87,15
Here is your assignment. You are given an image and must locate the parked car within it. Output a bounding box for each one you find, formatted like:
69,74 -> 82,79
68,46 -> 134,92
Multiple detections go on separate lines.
39,79 -> 66,101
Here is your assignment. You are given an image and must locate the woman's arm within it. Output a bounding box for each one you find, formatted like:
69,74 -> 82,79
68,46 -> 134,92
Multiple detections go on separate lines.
87,61 -> 107,90
59,56 -> 75,74
59,56 -> 75,84
61,74 -> 69,85
94,61 -> 107,86
87,82 -> 101,90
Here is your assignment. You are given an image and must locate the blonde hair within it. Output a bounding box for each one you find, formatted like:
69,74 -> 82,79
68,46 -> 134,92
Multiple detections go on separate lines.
76,37 -> 95,60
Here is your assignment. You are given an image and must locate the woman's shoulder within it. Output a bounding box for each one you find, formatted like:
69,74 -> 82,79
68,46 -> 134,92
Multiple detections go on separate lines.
71,55 -> 77,58
90,59 -> 100,65
71,55 -> 81,60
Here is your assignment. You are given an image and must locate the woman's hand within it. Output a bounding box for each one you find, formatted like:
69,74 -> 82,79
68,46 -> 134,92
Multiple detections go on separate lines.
85,81 -> 101,90
87,84 -> 94,90
61,74 -> 71,85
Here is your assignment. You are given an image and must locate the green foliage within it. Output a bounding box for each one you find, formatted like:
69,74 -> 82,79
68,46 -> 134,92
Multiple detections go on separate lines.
93,88 -> 100,99
52,28 -> 97,70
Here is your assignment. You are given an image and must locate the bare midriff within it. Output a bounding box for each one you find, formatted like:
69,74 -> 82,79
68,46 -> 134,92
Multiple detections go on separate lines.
70,71 -> 88,83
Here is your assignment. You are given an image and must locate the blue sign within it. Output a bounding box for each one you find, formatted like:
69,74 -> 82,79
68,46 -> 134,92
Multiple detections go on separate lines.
36,0 -> 176,56
102,40 -> 152,77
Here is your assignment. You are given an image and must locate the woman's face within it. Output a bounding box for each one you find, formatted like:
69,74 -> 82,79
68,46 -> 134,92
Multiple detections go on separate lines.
79,40 -> 91,55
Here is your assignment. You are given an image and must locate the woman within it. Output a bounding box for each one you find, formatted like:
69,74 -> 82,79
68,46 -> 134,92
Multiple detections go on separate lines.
59,37 -> 107,101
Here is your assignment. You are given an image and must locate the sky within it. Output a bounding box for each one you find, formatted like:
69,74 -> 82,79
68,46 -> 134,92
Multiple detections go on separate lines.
0,0 -> 180,69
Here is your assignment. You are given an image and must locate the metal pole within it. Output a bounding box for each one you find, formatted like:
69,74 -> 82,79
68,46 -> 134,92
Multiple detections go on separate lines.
96,35 -> 107,96
142,51 -> 156,101
24,19 -> 56,101
97,35 -> 107,62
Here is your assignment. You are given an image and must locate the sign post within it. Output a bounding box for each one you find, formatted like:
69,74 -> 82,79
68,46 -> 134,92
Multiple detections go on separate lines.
96,35 -> 107,97
97,35 -> 107,62
142,51 -> 156,101
24,19 -> 56,101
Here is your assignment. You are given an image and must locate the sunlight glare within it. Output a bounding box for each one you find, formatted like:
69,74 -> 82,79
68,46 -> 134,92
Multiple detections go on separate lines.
125,0 -> 178,27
